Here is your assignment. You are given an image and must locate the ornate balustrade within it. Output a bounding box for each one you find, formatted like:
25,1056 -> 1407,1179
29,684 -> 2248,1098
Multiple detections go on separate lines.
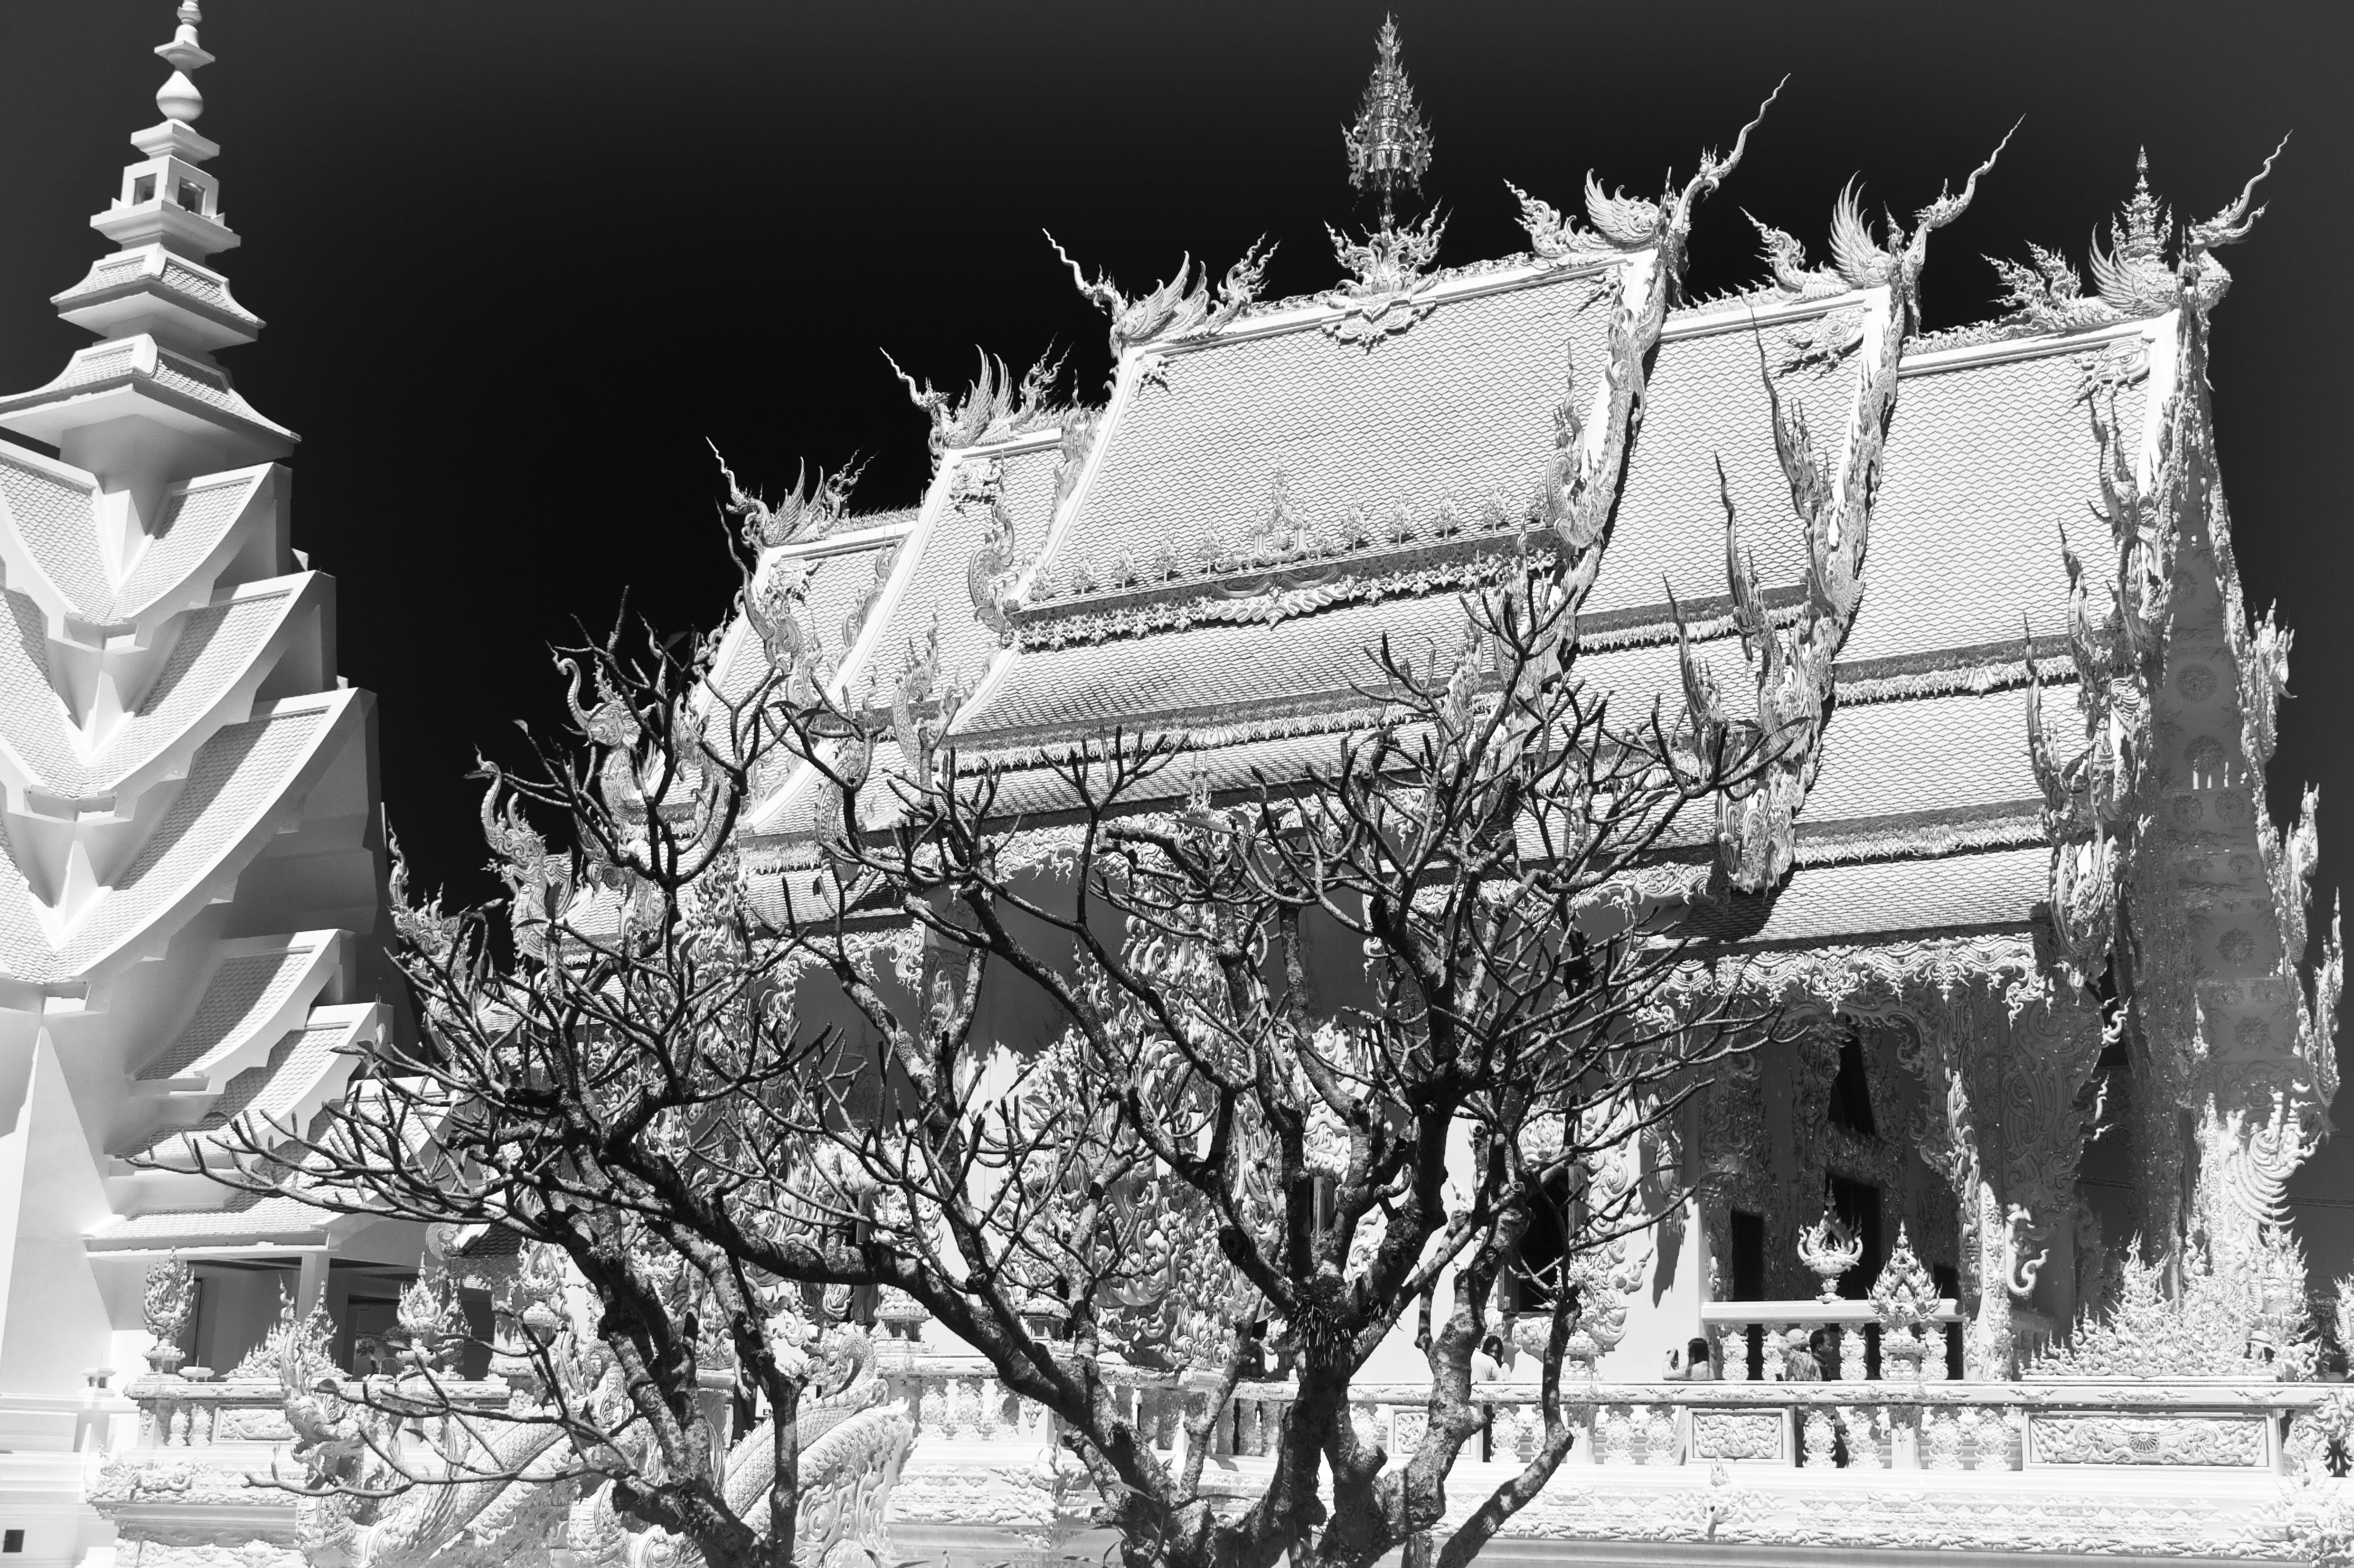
873,1343 -> 2328,1475
91,1370 -> 516,1563
84,1351 -> 2354,1566
1699,1297 -> 1966,1381
883,1362 -> 2352,1562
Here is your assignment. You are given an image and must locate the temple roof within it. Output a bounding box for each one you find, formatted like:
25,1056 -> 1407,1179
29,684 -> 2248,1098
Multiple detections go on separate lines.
711,124 -> 2333,1185
750,259 -> 2155,950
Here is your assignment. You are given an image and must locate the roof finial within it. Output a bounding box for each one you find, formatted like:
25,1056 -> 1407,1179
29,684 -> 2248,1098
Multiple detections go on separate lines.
2115,147 -> 2169,265
1342,16 -> 1433,229
154,1 -> 214,125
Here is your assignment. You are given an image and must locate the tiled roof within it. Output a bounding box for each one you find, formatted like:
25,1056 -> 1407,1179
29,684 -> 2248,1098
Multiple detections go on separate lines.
136,935 -> 334,1082
0,698 -> 351,984
1584,321 -> 1843,618
114,470 -> 271,622
0,451 -> 108,617
52,247 -> 261,334
119,1006 -> 370,1165
1692,846 -> 2047,946
0,450 -> 271,629
864,442 -> 1060,701
723,254 -> 2153,950
1799,686 -> 2047,824
961,589 -> 1470,743
86,1192 -> 337,1249
1055,266 -> 1617,574
1844,349 -> 2134,665
0,582 -> 310,803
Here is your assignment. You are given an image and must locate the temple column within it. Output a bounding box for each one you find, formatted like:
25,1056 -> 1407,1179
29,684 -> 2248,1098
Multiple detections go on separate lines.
1899,977 -> 2103,1378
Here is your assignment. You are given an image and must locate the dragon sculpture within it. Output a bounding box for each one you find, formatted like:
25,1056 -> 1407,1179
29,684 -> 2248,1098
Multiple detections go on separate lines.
280,1244 -> 915,1568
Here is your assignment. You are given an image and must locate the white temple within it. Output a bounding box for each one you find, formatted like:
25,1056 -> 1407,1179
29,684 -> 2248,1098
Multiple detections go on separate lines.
0,10 -> 2346,1568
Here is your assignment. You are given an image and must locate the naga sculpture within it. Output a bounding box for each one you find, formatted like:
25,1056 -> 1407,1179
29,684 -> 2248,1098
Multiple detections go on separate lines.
1677,133 -> 2009,892
884,346 -> 1069,456
1045,232 -> 1272,363
1990,151 -> 2190,333
279,1243 -> 916,1568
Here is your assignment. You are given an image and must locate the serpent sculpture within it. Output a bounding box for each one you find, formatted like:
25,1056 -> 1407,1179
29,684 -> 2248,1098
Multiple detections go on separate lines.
280,1252 -> 915,1568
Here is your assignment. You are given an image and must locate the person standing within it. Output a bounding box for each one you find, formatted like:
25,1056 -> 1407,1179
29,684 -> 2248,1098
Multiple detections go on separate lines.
1472,1334 -> 1506,1459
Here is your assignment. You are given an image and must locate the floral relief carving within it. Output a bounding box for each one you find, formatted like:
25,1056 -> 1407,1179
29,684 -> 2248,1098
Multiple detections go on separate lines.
2028,1413 -> 2266,1468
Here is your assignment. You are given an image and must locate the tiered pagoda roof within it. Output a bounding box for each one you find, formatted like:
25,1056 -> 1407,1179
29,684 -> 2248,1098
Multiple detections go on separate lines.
0,4 -> 400,1316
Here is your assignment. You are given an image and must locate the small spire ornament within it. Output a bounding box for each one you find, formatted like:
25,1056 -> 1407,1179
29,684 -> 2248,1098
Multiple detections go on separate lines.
1342,17 -> 1432,229
2113,147 -> 2169,264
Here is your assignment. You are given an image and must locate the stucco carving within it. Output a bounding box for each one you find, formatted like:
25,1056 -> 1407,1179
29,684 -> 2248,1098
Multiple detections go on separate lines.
2029,1413 -> 2266,1468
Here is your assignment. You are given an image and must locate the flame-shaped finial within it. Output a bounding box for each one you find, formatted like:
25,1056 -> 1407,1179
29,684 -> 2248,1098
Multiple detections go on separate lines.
2115,147 -> 2168,264
1342,16 -> 1433,229
154,2 -> 213,124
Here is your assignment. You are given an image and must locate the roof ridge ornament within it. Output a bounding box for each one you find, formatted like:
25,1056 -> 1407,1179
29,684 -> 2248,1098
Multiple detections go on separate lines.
882,345 -> 1072,459
1324,19 -> 1448,345
1044,233 -> 1273,366
1985,139 -> 2283,338
1342,17 -> 1432,231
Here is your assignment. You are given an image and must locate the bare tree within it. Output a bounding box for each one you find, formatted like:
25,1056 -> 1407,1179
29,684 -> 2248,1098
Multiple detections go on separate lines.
782,548 -> 1768,1568
184,458 -> 1766,1568
178,471 -> 920,1568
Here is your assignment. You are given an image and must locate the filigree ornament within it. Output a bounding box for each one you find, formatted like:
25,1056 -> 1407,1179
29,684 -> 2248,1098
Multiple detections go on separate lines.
1869,1224 -> 1942,1376
1322,214 -> 1446,348
1047,232 -> 1273,361
1341,17 -> 1432,229
1674,136 -> 2009,892
1985,145 -> 2286,341
1517,84 -> 1783,657
278,1237 -> 913,1568
2026,1239 -> 2292,1381
956,458 -> 1021,647
1796,1207 -> 1863,1303
714,446 -> 856,552
884,345 -> 1069,456
1745,210 -> 1848,300
142,1253 -> 192,1373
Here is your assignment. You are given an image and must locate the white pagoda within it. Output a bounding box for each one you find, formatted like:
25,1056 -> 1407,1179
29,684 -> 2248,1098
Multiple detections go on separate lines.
0,8 -> 410,1561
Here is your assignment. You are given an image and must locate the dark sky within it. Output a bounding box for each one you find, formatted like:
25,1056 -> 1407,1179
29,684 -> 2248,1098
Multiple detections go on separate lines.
2,3 -> 2350,1239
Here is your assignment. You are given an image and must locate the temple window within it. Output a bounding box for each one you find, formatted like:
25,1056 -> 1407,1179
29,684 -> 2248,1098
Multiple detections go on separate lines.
1728,1209 -> 1765,1300
175,178 -> 204,213
1828,1031 -> 1876,1136
131,174 -> 156,204
1827,1174 -> 1882,1296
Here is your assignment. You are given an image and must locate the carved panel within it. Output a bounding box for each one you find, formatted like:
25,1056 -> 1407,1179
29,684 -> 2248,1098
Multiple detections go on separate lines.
2027,1412 -> 2267,1468
1692,1409 -> 1787,1465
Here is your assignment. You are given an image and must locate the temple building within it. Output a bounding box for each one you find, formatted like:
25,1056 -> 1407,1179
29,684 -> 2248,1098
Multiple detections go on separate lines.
0,10 -> 2344,1567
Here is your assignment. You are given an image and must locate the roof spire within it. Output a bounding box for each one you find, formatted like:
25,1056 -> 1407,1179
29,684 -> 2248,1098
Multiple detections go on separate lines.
2116,147 -> 2169,265
1342,17 -> 1432,229
0,1 -> 290,484
153,3 -> 212,125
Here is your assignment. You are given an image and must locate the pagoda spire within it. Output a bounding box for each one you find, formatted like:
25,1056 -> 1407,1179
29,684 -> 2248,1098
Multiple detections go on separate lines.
1342,17 -> 1433,229
0,1 -> 289,500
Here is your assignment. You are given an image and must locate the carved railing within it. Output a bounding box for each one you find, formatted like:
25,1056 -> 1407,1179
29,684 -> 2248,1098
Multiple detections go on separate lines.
875,1345 -> 2325,1475
1699,1297 -> 1966,1381
117,1370 -> 511,1451
83,1351 -> 2354,1567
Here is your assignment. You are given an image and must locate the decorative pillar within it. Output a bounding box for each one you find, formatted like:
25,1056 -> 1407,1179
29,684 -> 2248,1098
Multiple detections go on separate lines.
1899,979 -> 2102,1378
1696,1047 -> 1769,1307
